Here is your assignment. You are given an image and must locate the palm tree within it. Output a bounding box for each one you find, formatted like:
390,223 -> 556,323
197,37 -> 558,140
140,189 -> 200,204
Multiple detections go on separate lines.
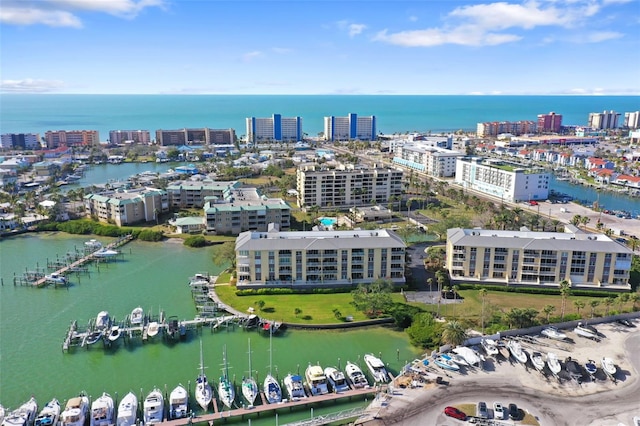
570,215 -> 582,226
542,304 -> 556,323
579,215 -> 590,229
441,320 -> 468,346
551,219 -> 561,232
573,300 -> 585,316
559,280 -> 571,320
589,300 -> 600,318
479,288 -> 488,334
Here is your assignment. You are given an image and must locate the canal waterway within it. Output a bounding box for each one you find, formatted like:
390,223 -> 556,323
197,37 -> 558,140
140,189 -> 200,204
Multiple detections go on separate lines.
0,233 -> 421,425
66,162 -> 180,189
550,176 -> 640,217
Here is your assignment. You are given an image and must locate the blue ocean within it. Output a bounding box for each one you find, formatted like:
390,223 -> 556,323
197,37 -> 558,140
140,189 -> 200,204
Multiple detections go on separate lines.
1,94 -> 638,139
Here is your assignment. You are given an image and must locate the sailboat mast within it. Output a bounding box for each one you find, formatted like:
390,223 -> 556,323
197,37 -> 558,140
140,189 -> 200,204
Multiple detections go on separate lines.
248,338 -> 253,378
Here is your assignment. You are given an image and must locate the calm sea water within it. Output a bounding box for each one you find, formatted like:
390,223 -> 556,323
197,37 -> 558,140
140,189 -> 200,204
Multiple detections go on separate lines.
0,233 -> 420,424
1,95 -> 638,138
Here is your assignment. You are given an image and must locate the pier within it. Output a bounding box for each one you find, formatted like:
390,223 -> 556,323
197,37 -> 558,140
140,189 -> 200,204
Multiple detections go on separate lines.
26,234 -> 134,288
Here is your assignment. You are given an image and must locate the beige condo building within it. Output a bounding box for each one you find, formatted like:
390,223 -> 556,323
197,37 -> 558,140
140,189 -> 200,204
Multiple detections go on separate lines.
446,228 -> 633,290
84,188 -> 168,226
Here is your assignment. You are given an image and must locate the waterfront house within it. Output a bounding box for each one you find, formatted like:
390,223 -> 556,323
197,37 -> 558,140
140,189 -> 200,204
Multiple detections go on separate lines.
170,216 -> 205,234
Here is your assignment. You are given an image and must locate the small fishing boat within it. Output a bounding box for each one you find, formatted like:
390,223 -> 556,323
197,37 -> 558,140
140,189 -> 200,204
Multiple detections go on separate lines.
129,307 -> 144,326
146,321 -> 160,338
60,393 -> 89,426
585,359 -> 598,378
324,367 -> 350,393
44,273 -> 67,285
447,352 -> 469,367
116,392 -> 137,426
547,353 -> 562,376
480,338 -> 499,356
107,325 -> 121,342
84,239 -> 102,251
601,357 -> 617,381
168,385 -> 188,420
363,354 -> 389,383
345,361 -> 369,389
284,374 -> 307,400
305,364 -> 329,396
541,326 -> 567,341
433,355 -> 460,371
93,248 -> 119,258
195,340 -> 212,411
84,330 -> 103,346
574,322 -> 599,340
95,311 -> 111,331
452,346 -> 482,367
507,340 -> 528,364
142,389 -> 164,424
530,352 -> 545,373
35,399 -> 60,426
89,393 -> 114,426
3,397 -> 38,426
218,345 -> 235,409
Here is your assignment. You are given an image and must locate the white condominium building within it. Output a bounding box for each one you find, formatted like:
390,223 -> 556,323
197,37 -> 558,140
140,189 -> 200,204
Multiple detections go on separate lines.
235,226 -> 406,287
623,111 -> 640,129
296,163 -> 403,208
323,113 -> 376,141
246,114 -> 302,143
393,143 -> 464,177
588,110 -> 620,129
455,157 -> 549,202
446,228 -> 633,289
1,133 -> 41,150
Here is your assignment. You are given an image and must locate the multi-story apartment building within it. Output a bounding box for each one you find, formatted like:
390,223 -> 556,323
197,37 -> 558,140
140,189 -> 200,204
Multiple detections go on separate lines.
1,133 -> 41,150
393,144 -> 464,177
167,180 -> 240,209
44,130 -> 100,148
235,226 -> 406,288
476,121 -> 537,138
323,113 -> 376,141
296,164 -> 403,208
446,228 -> 633,289
537,112 -> 563,133
623,111 -> 640,129
246,114 -> 302,143
204,188 -> 290,235
155,128 -> 236,146
109,130 -> 151,145
84,188 -> 168,226
588,110 -> 620,130
455,157 -> 550,202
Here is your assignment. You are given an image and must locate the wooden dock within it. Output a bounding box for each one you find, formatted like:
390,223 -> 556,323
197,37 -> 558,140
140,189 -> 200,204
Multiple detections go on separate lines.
32,234 -> 134,288
161,386 -> 380,426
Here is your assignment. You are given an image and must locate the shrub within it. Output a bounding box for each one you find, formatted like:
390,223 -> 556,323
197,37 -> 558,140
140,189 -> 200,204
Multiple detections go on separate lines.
184,235 -> 207,247
137,229 -> 164,242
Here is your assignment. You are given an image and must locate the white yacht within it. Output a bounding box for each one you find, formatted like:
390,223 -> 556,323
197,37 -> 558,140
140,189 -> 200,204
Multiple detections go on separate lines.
344,361 -> 369,388
541,326 -> 567,341
531,352 -> 545,373
574,322 -> 599,340
60,394 -> 89,426
602,357 -> 617,380
129,307 -> 144,326
364,354 -> 389,383
3,397 -> 38,426
305,364 -> 329,396
142,389 -> 164,424
480,338 -> 499,356
84,239 -> 102,251
284,374 -> 307,400
507,340 -> 528,364
169,385 -> 188,420
547,352 -> 562,376
95,311 -> 111,331
195,340 -> 213,411
324,367 -> 350,393
35,399 -> 60,426
116,392 -> 137,426
44,273 -> 67,285
452,346 -> 482,367
146,321 -> 159,338
90,393 -> 114,426
218,345 -> 235,409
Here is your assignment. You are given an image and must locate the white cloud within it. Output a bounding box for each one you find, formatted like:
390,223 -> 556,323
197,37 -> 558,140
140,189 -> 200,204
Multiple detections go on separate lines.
584,31 -> 623,42
271,47 -> 292,54
336,20 -> 367,37
374,25 -> 521,47
1,78 -> 65,93
0,0 -> 164,27
242,51 -> 263,62
408,15 -> 418,22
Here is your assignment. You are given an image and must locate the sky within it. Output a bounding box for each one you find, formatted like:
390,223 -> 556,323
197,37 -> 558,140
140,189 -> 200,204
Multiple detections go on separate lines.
1,0 -> 639,95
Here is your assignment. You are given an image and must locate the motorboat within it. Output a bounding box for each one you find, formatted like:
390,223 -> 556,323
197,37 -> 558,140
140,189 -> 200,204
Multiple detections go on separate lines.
142,389 -> 164,424
497,342 -> 510,360
35,399 -> 60,426
129,307 -> 144,326
93,248 -> 119,258
168,385 -> 188,420
364,354 -> 389,383
84,239 -> 102,251
541,326 -> 567,341
452,346 -> 482,367
115,392 -> 137,426
480,338 -> 499,357
241,339 -> 258,407
107,325 -> 121,342
218,345 -> 235,409
60,393 -> 89,426
345,361 -> 369,388
263,374 -> 282,404
284,374 -> 307,400
305,364 -> 329,396
633,416 -> 640,426
1,405 -> 5,425
564,357 -> 582,380
166,316 -> 180,341
433,355 -> 460,371
95,311 -> 111,331
447,352 -> 469,367
507,340 -> 528,364
89,393 -> 114,426
84,329 -> 103,346
585,359 -> 598,378
530,352 -> 545,373
601,357 -> 617,380
324,367 -> 350,393
3,397 -> 38,426
547,353 -> 562,376
574,322 -> 599,340
44,273 -> 67,285
146,321 -> 160,338
195,340 -> 212,411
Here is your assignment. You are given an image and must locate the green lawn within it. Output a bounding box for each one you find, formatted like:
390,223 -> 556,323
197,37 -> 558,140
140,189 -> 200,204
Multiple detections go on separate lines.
214,284 -> 406,324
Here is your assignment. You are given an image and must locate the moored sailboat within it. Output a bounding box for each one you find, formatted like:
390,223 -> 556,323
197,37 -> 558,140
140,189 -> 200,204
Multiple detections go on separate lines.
218,345 -> 235,409
195,340 -> 213,411
241,339 -> 258,407
263,329 -> 282,404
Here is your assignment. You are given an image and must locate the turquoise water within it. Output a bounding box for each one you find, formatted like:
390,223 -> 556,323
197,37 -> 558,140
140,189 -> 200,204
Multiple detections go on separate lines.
1,94 -> 638,137
0,233 -> 421,424
550,176 -> 640,216
318,218 -> 337,227
65,162 -> 179,189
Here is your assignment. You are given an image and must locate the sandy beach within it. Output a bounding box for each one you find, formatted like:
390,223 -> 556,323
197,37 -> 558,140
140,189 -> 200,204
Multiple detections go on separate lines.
356,318 -> 640,425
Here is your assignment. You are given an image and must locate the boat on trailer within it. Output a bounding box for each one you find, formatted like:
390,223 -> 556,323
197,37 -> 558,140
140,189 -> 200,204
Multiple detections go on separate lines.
601,357 -> 617,381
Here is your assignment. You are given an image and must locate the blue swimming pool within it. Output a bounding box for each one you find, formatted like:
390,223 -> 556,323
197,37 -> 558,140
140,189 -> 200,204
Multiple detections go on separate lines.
319,217 -> 337,227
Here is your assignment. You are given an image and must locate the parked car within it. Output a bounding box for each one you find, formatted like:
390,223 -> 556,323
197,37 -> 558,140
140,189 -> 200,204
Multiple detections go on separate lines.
444,406 -> 467,420
493,402 -> 506,420
509,403 -> 520,420
477,401 -> 489,418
